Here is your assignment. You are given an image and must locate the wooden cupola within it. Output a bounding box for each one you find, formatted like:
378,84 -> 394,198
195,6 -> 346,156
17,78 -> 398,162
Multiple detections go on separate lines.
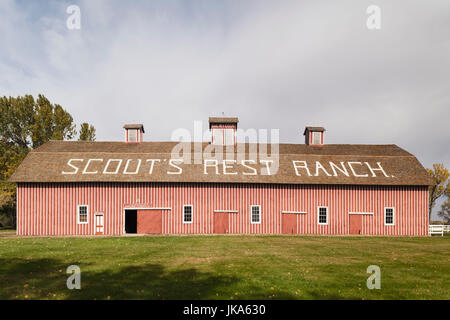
209,117 -> 238,146
124,124 -> 145,143
304,126 -> 325,146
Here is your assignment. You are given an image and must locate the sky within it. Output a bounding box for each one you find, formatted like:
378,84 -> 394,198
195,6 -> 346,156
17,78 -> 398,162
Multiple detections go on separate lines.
0,0 -> 449,217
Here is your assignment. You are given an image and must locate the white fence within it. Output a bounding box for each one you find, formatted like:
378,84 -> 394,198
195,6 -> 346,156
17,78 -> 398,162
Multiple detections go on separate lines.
428,225 -> 450,236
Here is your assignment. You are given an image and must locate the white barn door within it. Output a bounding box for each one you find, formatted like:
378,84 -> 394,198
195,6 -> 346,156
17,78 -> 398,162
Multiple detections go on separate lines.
95,213 -> 104,235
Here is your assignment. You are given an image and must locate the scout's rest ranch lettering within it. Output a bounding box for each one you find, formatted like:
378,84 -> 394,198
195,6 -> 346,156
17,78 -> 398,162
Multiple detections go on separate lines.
61,158 -> 393,178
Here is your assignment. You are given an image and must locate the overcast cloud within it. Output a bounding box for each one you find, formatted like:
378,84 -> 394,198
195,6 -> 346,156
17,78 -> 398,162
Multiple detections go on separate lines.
0,0 -> 449,216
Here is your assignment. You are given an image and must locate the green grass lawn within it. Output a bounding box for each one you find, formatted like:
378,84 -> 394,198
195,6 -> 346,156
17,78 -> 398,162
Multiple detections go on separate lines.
0,235 -> 449,300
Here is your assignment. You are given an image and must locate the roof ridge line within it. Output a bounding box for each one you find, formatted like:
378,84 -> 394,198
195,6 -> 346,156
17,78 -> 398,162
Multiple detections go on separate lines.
30,151 -> 415,158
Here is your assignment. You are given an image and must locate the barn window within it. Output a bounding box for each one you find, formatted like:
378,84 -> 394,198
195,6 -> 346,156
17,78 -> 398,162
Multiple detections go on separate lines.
183,205 -> 193,224
318,206 -> 328,225
212,129 -> 223,145
128,129 -> 138,142
77,205 -> 88,224
385,207 -> 394,226
223,129 -> 235,145
251,205 -> 261,224
312,132 -> 322,145
212,128 -> 235,145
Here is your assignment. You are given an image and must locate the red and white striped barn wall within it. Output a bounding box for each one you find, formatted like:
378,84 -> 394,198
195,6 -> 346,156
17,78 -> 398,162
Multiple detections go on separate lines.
16,183 -> 429,236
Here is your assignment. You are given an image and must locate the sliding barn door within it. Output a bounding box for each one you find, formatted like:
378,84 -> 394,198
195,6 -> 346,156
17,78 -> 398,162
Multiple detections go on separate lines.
137,210 -> 162,234
349,214 -> 362,235
282,213 -> 297,234
95,213 -> 104,235
214,212 -> 229,234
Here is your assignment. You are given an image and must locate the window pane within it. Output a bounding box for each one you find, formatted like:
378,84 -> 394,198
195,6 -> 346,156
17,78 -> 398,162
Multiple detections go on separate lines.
78,206 -> 88,223
224,129 -> 235,145
184,206 -> 192,222
312,132 -> 321,145
128,129 -> 137,142
385,208 -> 393,224
212,129 -> 223,145
251,206 -> 260,223
319,207 -> 327,224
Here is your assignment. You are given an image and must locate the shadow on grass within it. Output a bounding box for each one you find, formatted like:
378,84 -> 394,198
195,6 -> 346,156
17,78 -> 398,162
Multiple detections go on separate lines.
0,257 -> 296,300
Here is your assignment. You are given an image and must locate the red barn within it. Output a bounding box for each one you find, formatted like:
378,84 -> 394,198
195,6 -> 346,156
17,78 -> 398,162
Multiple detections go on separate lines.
10,118 -> 432,236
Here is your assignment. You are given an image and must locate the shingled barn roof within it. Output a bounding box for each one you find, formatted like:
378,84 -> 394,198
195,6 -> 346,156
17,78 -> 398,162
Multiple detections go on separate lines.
208,117 -> 239,128
9,141 -> 432,186
208,117 -> 239,124
123,124 -> 145,133
303,126 -> 326,135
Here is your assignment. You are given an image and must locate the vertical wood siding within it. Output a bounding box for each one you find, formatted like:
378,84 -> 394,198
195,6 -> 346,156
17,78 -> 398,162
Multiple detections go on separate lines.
16,183 -> 429,236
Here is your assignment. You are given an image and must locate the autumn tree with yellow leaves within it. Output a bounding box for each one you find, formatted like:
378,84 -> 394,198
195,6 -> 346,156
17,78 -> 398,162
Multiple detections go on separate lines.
438,187 -> 450,223
426,164 -> 449,222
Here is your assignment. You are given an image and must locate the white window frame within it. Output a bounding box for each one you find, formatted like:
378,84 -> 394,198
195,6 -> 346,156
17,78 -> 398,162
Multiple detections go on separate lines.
318,206 -> 328,225
212,128 -> 235,146
384,207 -> 395,226
281,211 -> 308,214
312,131 -> 322,145
212,129 -> 224,145
250,205 -> 261,224
183,205 -> 193,224
223,129 -> 235,145
348,212 -> 374,215
77,205 -> 89,224
128,129 -> 138,142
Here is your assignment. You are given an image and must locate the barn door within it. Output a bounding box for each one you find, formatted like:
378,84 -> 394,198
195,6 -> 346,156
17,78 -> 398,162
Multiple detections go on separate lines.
214,212 -> 229,234
282,213 -> 297,234
95,213 -> 104,235
349,214 -> 362,235
137,209 -> 162,234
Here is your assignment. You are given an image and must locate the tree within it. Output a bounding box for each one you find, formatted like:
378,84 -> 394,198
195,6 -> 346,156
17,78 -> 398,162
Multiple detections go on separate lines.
78,123 -> 96,141
0,94 -> 95,227
438,189 -> 450,223
426,164 -> 449,221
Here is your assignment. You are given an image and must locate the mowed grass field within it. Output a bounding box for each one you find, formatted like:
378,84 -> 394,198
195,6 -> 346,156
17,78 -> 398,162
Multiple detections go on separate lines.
0,234 -> 449,300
